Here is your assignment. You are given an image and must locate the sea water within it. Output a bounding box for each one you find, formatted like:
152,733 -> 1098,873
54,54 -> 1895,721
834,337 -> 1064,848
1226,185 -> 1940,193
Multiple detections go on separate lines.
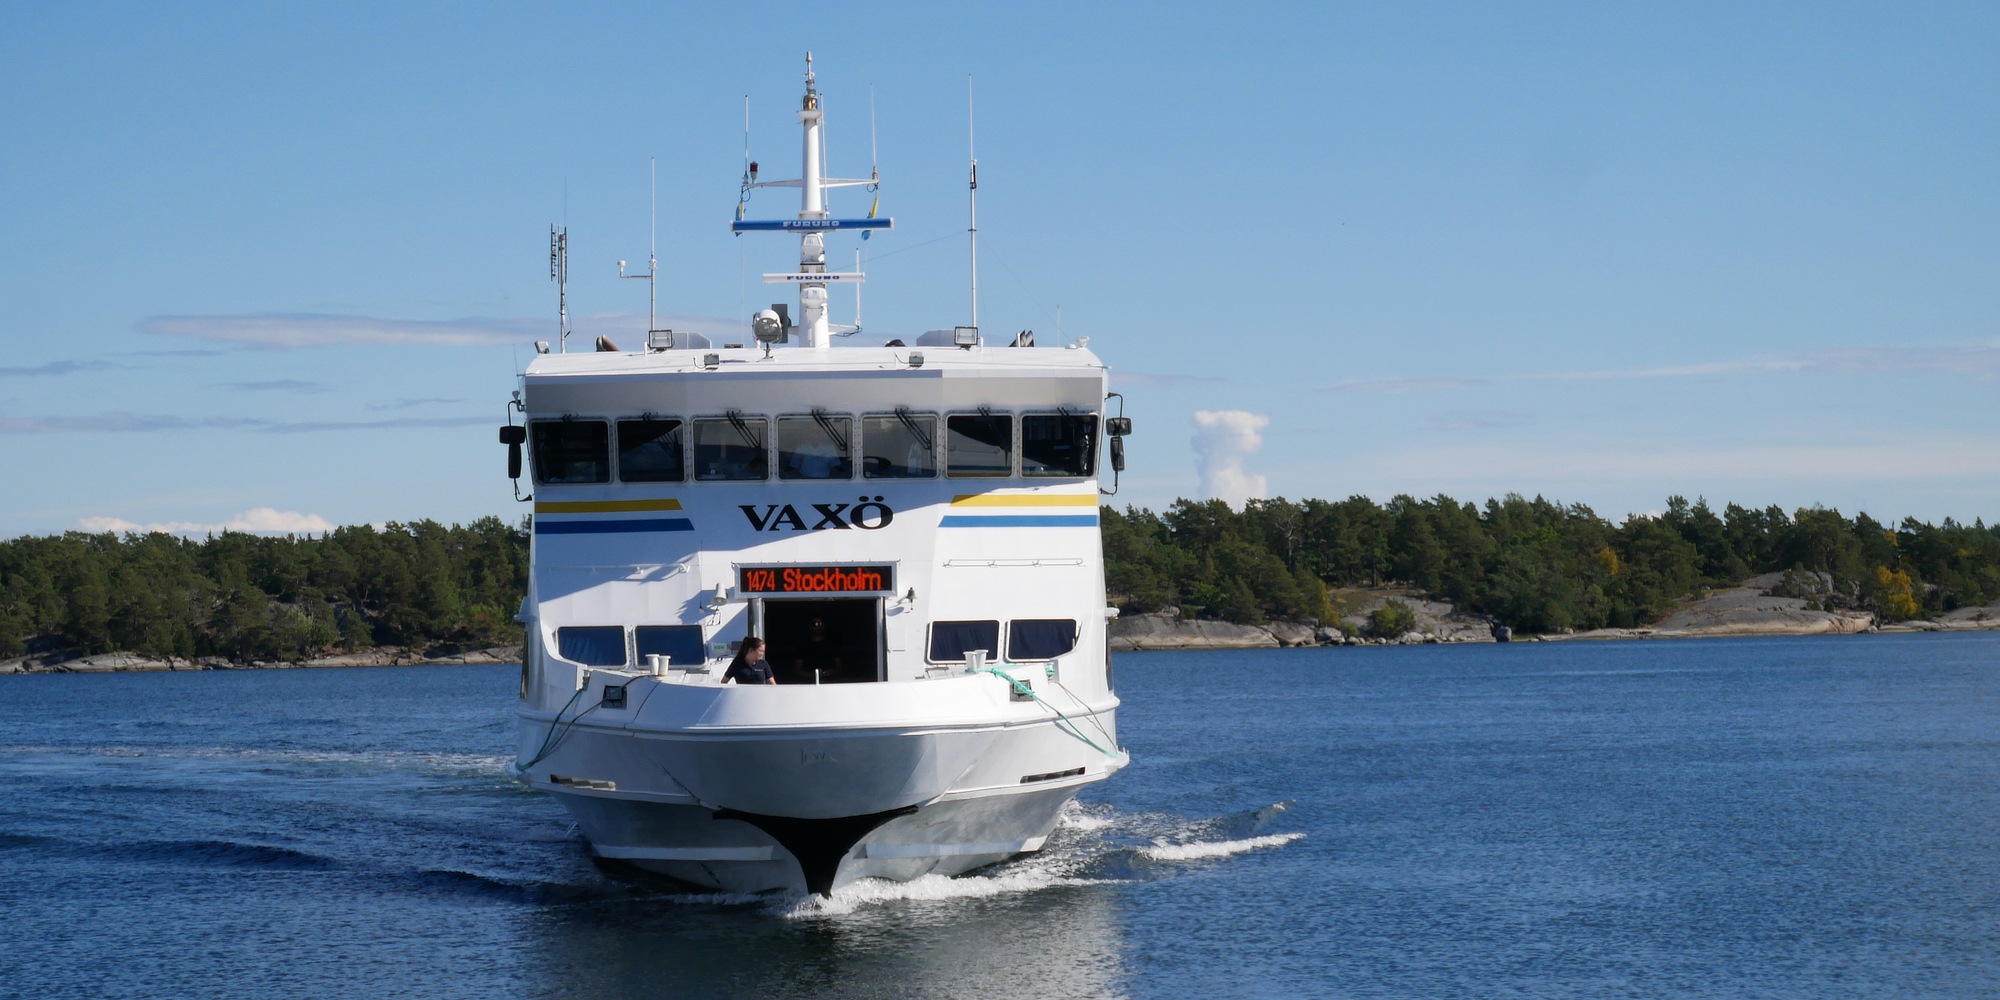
2,633 -> 1997,999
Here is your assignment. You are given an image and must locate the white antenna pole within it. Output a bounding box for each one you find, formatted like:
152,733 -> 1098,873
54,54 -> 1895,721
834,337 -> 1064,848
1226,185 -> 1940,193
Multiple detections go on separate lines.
968,76 -> 978,332
648,157 -> 658,334
740,95 -> 749,330
551,225 -> 569,353
870,86 -> 878,178
854,248 -> 863,331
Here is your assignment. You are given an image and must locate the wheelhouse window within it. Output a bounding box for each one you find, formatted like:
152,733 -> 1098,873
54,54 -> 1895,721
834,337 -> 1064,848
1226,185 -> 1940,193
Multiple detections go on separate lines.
1022,414 -> 1097,477
928,620 -> 1000,663
635,625 -> 704,667
531,420 -> 610,484
777,413 -> 852,480
693,414 -> 768,481
946,414 -> 1012,477
617,419 -> 684,483
1008,619 -> 1078,660
557,626 -> 626,666
862,411 -> 936,479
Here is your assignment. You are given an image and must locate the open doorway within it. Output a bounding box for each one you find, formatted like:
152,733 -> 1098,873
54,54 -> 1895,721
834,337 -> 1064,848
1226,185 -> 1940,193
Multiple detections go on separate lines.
763,598 -> 880,684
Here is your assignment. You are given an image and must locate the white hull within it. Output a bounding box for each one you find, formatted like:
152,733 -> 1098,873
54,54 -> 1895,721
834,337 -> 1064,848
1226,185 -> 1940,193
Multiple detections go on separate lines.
518,679 -> 1122,894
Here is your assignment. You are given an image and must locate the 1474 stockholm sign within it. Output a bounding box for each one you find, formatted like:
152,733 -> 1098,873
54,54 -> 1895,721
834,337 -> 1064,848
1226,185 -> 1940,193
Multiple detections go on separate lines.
737,565 -> 895,595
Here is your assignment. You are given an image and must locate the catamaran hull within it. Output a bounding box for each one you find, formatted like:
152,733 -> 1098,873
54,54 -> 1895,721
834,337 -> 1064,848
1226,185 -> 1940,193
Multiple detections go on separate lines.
551,778 -> 1096,894
520,710 -> 1122,894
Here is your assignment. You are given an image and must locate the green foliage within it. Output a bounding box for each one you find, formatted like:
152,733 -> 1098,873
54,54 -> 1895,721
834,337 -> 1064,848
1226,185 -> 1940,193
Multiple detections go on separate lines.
0,517 -> 527,661
1100,494 -> 2000,631
1369,599 -> 1418,639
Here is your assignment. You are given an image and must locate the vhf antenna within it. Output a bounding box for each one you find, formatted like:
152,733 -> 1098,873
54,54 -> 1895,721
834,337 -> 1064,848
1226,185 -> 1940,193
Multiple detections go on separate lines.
549,224 -> 569,353
967,76 -> 978,333
619,157 -> 665,344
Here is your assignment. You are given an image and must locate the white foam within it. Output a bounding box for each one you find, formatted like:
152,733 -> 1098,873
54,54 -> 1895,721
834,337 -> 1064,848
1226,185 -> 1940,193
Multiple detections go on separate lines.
1137,832 -> 1305,860
1055,802 -> 1116,832
781,871 -> 1115,918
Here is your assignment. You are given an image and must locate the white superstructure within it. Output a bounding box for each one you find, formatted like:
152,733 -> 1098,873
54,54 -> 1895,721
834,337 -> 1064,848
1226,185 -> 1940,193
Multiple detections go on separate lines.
505,58 -> 1130,896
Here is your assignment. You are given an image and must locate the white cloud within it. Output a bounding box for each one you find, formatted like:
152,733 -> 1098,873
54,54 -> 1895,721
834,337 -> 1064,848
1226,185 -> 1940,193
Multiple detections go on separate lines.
0,412 -> 488,433
1380,441 -> 2000,482
1323,344 -> 2000,394
1327,377 -> 1491,393
0,359 -> 131,378
141,311 -> 745,349
1191,410 -> 1270,508
77,508 -> 337,537
1110,371 -> 1228,388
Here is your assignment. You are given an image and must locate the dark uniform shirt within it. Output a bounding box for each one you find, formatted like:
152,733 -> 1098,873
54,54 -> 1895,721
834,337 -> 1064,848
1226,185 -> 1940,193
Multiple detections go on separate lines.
724,659 -> 774,685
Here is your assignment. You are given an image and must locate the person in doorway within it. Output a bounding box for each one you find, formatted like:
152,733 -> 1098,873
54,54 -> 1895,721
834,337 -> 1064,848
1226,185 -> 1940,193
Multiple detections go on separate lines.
792,617 -> 844,683
722,637 -> 776,685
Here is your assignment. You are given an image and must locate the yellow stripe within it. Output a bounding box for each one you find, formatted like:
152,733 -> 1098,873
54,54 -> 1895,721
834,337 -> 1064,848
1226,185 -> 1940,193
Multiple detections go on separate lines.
534,499 -> 683,514
950,494 -> 1099,507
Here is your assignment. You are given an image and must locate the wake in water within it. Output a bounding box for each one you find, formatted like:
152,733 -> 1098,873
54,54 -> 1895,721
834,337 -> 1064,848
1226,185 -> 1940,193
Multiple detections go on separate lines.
684,799 -> 1308,919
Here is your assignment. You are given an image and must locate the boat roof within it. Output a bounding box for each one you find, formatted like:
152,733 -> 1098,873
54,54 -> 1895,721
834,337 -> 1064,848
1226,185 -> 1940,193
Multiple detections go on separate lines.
522,344 -> 1108,382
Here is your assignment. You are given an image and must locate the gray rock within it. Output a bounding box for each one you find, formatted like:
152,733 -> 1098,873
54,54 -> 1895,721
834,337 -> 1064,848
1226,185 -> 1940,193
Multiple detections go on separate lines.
1108,612 -> 1278,651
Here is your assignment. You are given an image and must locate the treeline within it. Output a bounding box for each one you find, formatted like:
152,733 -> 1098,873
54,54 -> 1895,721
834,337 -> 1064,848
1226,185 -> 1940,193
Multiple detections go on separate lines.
1104,495 -> 2000,632
0,518 -> 527,661
8,495 -> 1999,662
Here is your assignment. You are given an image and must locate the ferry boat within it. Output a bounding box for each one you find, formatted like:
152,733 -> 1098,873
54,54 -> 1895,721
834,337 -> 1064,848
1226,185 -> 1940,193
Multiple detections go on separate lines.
500,59 -> 1132,896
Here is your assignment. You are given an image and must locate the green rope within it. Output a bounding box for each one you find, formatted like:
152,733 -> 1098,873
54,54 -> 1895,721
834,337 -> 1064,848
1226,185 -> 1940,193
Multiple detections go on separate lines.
970,666 -> 1122,758
515,681 -> 592,772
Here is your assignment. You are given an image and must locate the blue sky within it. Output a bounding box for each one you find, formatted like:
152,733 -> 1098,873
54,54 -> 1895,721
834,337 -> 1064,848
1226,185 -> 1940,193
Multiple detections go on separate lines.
2,2 -> 1996,536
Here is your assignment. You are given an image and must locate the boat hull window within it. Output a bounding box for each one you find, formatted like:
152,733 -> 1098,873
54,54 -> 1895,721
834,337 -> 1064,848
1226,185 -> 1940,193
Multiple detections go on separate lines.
635,625 -> 704,667
1008,619 -> 1078,660
1022,415 -> 1097,477
928,620 -> 1000,663
693,416 -> 768,481
946,415 -> 1012,477
531,420 -> 611,484
618,419 -> 685,482
765,599 -> 881,683
778,415 -> 853,480
861,413 -> 936,479
557,626 -> 627,666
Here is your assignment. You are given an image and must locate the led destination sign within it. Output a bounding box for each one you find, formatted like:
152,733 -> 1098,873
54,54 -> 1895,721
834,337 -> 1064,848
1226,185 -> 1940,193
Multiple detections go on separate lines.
738,565 -> 894,595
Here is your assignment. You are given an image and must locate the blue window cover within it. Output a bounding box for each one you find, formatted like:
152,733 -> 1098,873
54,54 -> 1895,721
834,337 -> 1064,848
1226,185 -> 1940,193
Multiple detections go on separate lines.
557,626 -> 626,666
635,626 -> 704,667
928,620 -> 999,663
1008,619 -> 1078,660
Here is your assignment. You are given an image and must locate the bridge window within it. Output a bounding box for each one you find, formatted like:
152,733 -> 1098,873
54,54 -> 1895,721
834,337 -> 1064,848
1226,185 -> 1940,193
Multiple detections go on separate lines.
618,419 -> 684,482
862,411 -> 936,479
946,414 -> 1012,477
693,414 -> 768,481
1008,619 -> 1078,660
531,420 -> 610,484
635,625 -> 705,667
556,626 -> 626,666
778,413 -> 853,480
928,620 -> 1000,663
1022,414 -> 1097,477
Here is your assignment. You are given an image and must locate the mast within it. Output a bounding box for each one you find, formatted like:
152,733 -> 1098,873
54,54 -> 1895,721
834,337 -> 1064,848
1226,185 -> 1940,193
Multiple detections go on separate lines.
732,55 -> 892,349
796,53 -> 830,347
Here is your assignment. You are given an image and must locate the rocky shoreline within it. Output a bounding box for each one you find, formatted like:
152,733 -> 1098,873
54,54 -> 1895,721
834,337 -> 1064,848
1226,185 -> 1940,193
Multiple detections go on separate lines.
0,644 -> 524,675
1110,571 -> 2000,651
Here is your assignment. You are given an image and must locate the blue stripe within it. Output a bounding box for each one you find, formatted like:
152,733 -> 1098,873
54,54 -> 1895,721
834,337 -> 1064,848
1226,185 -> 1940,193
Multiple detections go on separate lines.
535,518 -> 695,535
731,218 -> 895,232
939,515 -> 1100,528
